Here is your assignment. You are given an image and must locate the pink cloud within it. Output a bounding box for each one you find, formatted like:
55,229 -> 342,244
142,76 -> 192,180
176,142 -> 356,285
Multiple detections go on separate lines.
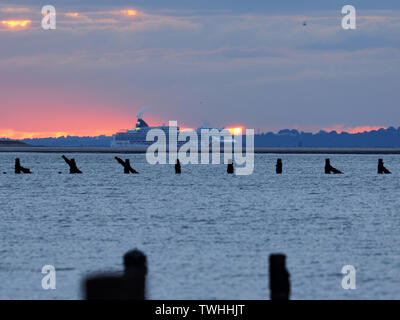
323,125 -> 387,134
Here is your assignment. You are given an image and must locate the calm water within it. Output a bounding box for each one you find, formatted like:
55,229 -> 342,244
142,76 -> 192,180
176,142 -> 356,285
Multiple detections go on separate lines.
0,153 -> 399,300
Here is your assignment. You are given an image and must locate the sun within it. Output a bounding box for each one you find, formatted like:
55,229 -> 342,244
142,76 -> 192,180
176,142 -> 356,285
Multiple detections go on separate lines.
227,127 -> 243,135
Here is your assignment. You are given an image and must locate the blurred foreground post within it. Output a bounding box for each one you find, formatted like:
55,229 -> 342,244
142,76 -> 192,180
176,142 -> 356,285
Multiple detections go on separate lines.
269,254 -> 290,300
85,249 -> 147,300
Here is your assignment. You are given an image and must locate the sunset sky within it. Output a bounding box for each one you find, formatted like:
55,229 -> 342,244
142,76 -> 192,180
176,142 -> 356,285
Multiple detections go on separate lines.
1,0 -> 400,139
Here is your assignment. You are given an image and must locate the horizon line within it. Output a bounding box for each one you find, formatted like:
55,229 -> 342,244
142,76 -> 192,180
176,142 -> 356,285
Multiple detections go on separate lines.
0,125 -> 397,140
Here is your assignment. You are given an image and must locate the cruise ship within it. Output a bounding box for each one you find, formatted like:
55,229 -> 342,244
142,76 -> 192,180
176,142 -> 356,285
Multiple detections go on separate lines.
111,111 -> 239,149
111,116 -> 180,148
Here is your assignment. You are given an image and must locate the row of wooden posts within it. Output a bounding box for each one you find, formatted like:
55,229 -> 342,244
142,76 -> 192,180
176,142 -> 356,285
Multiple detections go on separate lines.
7,155 -> 393,175
84,249 -> 290,300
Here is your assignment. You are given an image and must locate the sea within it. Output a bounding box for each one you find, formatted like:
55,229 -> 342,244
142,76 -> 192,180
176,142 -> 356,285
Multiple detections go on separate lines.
0,152 -> 399,299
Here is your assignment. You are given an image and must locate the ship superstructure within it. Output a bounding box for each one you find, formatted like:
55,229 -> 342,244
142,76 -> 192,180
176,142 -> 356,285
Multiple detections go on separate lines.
111,116 -> 179,148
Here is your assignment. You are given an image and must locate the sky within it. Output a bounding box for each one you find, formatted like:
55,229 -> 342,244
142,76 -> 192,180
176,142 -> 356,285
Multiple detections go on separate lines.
1,1 -> 400,138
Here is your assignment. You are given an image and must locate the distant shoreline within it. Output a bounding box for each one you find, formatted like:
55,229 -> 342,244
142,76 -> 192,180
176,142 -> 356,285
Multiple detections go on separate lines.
1,146 -> 400,154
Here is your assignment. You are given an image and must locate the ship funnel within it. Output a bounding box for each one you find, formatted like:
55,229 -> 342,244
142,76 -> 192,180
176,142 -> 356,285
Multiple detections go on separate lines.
137,106 -> 151,118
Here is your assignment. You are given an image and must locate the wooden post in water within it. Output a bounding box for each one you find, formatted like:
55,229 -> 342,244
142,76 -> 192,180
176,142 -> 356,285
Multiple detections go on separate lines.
325,158 -> 342,174
115,157 -> 139,174
175,159 -> 181,174
85,249 -> 147,300
61,155 -> 82,174
227,159 -> 234,174
276,159 -> 283,174
15,158 -> 31,174
378,159 -> 391,174
269,254 -> 290,300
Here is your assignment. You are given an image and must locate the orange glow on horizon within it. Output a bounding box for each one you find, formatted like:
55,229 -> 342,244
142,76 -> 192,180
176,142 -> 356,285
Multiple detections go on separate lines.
121,9 -> 138,17
1,126 -> 245,139
0,129 -> 120,140
1,121 -> 389,140
1,19 -> 31,28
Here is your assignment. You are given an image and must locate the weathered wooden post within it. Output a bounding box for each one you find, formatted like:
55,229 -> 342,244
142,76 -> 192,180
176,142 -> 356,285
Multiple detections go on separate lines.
276,159 -> 283,174
15,158 -> 31,174
115,157 -> 139,174
175,159 -> 181,174
378,159 -> 391,174
227,159 -> 234,174
325,158 -> 342,174
61,155 -> 82,174
269,254 -> 290,300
